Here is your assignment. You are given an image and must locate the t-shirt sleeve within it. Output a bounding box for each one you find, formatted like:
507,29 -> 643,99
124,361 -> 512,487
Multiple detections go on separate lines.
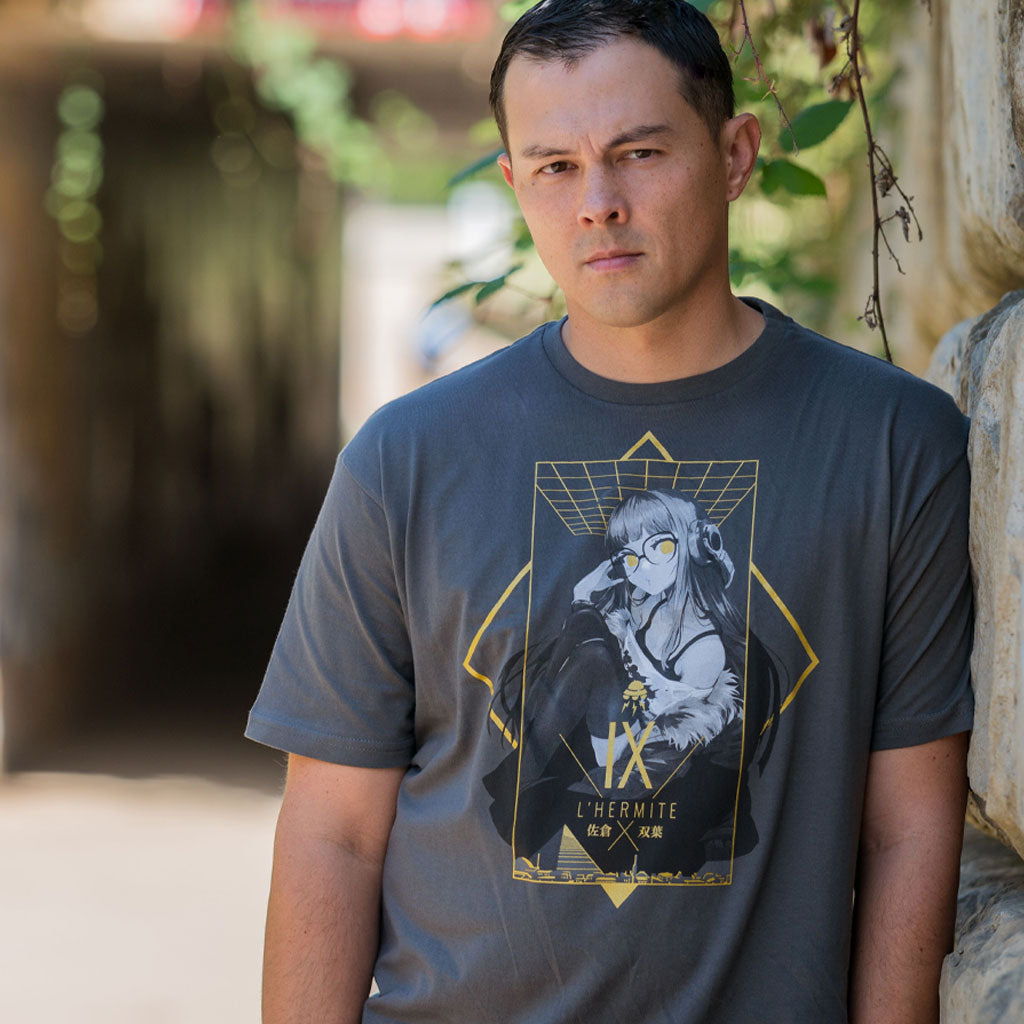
871,441 -> 974,751
245,451 -> 415,767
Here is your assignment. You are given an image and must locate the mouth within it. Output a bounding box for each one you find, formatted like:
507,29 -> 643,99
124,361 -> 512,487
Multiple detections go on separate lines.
583,249 -> 643,272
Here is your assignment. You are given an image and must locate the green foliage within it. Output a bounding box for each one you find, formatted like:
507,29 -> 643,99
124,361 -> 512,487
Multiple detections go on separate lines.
759,158 -> 827,197
45,71 -> 106,333
229,3 -> 470,203
720,0 -> 914,332
57,86 -> 104,131
475,270 -> 520,304
730,248 -> 836,298
229,1 -> 384,188
499,0 -> 540,21
779,100 -> 854,153
372,90 -> 438,153
46,83 -> 105,235
512,221 -> 535,250
448,147 -> 504,188
431,265 -> 524,310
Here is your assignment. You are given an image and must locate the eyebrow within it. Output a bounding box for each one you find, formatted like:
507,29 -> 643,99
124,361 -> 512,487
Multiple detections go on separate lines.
519,123 -> 673,160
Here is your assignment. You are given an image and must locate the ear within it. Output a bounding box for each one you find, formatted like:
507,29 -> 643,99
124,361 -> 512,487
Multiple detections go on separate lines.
497,152 -> 515,188
721,113 -> 761,202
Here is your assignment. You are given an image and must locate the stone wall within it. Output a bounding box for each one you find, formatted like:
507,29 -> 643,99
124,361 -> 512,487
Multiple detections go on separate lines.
927,292 -> 1024,858
926,289 -> 1024,1024
909,0 -> 1024,1018
903,0 -> 1024,346
940,826 -> 1024,1023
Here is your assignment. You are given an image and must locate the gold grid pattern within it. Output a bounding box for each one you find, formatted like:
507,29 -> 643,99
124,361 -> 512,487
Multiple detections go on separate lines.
536,458 -> 758,535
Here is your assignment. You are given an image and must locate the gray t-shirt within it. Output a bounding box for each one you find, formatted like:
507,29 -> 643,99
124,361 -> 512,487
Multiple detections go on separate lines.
246,300 -> 973,1023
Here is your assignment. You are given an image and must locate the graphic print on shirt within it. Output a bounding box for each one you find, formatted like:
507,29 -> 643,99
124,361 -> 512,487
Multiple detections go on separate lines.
472,433 -> 818,906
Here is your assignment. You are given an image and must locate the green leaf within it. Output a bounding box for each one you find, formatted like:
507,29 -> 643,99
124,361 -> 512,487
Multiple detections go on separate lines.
433,265 -> 524,309
760,159 -> 827,197
513,220 -> 535,251
474,278 -> 507,304
474,264 -> 525,305
779,100 -> 853,153
796,274 -> 838,297
430,281 -> 480,309
728,250 -> 762,284
732,77 -> 763,108
447,147 -> 504,188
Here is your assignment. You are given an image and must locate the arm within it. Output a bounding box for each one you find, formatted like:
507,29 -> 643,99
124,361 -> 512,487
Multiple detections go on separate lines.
573,557 -> 618,604
848,731 -> 969,1024
262,753 -> 405,1024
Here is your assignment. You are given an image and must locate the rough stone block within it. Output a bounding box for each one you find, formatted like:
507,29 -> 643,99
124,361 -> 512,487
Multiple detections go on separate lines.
901,2 -> 1024,345
940,825 -> 1024,1023
947,1 -> 1024,295
927,290 -> 1024,858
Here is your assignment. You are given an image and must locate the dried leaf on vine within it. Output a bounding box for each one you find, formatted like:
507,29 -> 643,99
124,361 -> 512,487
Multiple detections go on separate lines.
876,166 -> 895,197
897,208 -> 912,242
805,14 -> 837,68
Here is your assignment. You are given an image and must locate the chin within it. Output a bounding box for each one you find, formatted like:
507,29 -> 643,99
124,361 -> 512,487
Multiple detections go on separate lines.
574,303 -> 665,330
568,285 -> 682,328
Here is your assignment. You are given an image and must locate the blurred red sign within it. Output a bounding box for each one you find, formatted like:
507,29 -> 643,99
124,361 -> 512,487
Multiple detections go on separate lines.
191,0 -> 492,39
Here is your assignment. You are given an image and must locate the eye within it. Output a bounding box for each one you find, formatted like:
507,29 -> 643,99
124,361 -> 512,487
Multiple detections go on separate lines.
622,149 -> 656,161
539,160 -> 572,175
658,539 -> 676,557
624,553 -> 639,570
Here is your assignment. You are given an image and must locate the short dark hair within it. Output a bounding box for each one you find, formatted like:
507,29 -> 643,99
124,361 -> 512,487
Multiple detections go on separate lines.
490,0 -> 734,151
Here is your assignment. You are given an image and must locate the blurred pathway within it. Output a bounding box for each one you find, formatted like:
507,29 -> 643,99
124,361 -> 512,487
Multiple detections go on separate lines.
0,755 -> 283,1023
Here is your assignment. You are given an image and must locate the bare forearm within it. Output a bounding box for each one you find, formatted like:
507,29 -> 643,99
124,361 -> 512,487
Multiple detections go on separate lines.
263,826 -> 384,1024
848,735 -> 968,1024
848,834 -> 960,1023
258,757 -> 402,1024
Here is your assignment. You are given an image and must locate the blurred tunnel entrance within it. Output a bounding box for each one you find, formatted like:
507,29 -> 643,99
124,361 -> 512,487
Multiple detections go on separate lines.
0,57 -> 342,772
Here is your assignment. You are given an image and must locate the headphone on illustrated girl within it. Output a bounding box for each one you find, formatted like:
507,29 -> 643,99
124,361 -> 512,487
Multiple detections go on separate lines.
652,492 -> 736,588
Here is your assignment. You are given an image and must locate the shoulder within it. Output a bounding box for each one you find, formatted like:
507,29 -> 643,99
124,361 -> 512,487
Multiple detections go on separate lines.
676,632 -> 726,688
757,300 -> 969,462
364,320 -> 552,434
340,321 -> 556,494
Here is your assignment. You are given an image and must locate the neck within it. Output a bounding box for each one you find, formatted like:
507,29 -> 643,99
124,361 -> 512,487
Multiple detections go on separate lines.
561,292 -> 764,384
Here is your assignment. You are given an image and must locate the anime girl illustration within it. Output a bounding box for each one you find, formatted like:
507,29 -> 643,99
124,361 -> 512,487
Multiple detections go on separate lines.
574,490 -> 744,771
484,489 -> 780,883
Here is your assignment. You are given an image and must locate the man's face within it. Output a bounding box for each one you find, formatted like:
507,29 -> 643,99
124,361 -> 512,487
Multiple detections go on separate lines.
498,37 -> 756,334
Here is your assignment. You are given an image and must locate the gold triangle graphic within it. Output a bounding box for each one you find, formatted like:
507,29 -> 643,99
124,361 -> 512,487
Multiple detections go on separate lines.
600,882 -> 638,907
750,562 -> 820,733
555,828 -> 639,907
620,431 -> 673,461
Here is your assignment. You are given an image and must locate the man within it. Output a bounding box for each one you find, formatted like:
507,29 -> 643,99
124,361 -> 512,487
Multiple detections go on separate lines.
246,2 -> 973,1021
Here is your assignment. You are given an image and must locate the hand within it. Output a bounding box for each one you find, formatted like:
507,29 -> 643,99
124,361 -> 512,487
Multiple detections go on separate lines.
573,559 -> 619,604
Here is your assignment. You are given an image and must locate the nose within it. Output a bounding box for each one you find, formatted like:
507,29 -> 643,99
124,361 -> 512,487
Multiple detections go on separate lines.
577,166 -> 626,226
